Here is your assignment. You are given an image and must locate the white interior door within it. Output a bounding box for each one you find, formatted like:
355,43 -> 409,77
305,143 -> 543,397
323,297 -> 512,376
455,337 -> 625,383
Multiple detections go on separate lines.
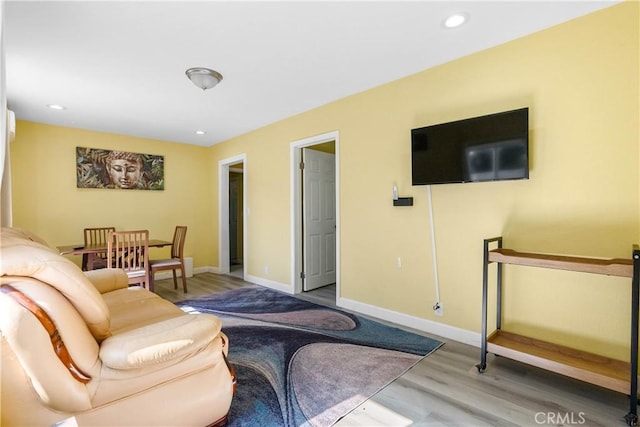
303,148 -> 336,291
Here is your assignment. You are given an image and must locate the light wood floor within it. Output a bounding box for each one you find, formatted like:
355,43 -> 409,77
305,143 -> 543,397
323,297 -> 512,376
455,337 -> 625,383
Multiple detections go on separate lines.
155,273 -> 632,427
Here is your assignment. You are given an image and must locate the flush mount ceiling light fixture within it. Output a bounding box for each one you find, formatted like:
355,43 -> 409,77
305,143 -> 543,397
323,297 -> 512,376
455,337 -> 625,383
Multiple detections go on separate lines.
443,12 -> 468,29
185,67 -> 223,91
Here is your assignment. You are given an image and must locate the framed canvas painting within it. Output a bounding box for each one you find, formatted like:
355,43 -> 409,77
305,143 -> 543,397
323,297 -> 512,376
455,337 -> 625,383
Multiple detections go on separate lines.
76,147 -> 164,190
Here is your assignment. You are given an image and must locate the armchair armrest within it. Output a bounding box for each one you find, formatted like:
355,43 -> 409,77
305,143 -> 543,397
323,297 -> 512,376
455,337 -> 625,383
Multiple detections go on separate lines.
84,269 -> 128,294
99,314 -> 222,370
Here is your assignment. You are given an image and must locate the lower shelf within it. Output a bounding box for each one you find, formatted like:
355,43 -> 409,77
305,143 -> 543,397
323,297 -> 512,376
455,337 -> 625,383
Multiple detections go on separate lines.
487,330 -> 634,395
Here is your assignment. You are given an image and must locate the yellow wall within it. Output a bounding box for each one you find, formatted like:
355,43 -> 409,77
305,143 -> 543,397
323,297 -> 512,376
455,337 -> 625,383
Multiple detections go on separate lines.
9,2 -> 639,360
206,2 -> 639,360
10,123 -> 216,266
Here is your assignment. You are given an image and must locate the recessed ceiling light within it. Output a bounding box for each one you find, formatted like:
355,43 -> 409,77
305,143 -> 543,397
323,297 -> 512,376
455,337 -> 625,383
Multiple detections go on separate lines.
195,130 -> 207,135
444,13 -> 468,29
46,104 -> 66,110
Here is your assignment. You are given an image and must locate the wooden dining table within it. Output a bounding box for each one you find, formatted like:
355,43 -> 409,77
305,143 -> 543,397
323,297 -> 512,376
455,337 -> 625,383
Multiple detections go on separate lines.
57,239 -> 172,270
58,239 -> 172,256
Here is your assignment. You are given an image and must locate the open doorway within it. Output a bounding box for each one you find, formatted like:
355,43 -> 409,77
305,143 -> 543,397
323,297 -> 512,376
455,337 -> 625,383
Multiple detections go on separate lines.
291,131 -> 340,300
219,154 -> 246,279
229,166 -> 244,278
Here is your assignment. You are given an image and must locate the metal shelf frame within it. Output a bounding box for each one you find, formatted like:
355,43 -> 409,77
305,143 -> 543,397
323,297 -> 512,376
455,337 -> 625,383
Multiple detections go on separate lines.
476,236 -> 640,426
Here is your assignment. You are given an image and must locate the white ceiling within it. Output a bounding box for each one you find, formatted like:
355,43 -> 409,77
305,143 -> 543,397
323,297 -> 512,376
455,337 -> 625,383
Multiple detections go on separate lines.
4,1 -> 620,147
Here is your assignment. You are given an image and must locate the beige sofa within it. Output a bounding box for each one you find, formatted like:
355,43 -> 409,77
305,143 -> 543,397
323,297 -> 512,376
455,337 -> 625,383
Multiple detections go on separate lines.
0,227 -> 236,426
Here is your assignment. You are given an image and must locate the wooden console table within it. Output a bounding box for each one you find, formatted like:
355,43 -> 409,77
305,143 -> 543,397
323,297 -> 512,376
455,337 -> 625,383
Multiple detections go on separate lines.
477,237 -> 640,425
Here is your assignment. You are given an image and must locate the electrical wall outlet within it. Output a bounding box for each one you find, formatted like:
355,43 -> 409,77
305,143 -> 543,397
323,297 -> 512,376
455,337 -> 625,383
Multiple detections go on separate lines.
434,302 -> 443,317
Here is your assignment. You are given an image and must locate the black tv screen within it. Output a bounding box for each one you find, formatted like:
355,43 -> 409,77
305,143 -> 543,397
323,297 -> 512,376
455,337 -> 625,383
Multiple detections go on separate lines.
411,108 -> 529,185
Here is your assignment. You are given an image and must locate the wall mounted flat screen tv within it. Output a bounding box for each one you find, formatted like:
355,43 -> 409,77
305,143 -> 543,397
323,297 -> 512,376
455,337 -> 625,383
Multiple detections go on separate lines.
411,107 -> 529,185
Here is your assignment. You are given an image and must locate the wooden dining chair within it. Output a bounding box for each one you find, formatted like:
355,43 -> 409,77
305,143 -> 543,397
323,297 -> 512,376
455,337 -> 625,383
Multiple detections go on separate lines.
149,226 -> 188,293
107,230 -> 150,289
82,227 -> 115,271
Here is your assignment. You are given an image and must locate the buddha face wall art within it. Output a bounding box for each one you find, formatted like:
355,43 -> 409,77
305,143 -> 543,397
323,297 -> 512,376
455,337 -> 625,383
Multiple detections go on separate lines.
76,147 -> 164,190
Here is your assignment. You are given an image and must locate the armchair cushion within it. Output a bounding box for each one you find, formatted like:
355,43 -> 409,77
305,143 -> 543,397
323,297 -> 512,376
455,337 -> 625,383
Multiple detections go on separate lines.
101,286 -> 186,333
100,314 -> 222,370
85,268 -> 128,294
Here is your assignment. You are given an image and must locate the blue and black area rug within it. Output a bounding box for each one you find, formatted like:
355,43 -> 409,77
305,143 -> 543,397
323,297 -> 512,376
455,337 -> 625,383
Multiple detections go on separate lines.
177,285 -> 442,427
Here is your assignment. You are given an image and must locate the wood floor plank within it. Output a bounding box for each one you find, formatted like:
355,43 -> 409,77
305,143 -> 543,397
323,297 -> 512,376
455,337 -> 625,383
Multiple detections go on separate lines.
154,273 -> 632,427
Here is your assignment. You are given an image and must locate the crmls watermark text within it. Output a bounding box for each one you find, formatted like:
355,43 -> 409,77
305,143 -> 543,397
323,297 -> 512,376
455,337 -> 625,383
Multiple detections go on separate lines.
535,412 -> 586,425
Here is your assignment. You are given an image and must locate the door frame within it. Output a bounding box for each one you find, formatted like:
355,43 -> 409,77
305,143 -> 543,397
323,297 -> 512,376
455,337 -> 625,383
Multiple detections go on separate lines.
219,153 -> 247,277
290,130 -> 340,295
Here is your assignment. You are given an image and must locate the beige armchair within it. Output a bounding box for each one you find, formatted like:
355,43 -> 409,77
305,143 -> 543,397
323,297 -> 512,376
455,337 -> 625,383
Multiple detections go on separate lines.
0,227 -> 236,427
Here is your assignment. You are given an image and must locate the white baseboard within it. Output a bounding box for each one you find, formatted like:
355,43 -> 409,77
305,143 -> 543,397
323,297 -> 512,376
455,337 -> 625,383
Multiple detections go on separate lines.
196,266 -> 220,274
337,296 -> 481,348
188,267 -> 479,347
244,274 -> 293,294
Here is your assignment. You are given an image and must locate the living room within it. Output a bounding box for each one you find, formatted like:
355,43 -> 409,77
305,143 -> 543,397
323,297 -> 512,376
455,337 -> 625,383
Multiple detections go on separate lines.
1,0 -> 639,426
